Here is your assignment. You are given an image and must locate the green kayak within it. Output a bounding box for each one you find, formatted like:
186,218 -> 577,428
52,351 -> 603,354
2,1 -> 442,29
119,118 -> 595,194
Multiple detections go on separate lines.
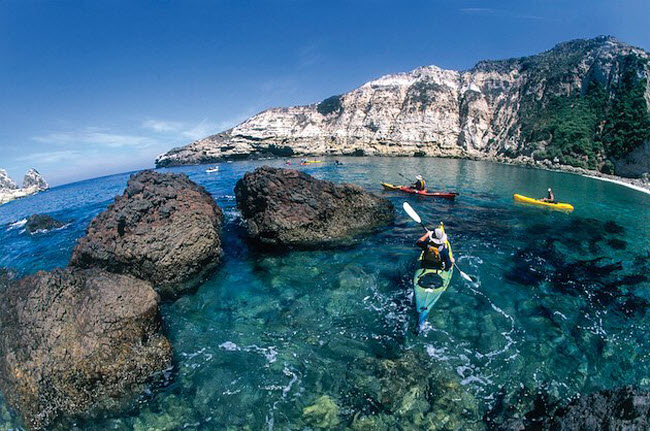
413,225 -> 454,331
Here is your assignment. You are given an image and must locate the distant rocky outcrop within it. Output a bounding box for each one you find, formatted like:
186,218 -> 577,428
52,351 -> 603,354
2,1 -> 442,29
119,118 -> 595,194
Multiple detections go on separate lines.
0,170 -> 18,190
24,214 -> 65,234
0,268 -> 172,430
0,168 -> 49,205
22,169 -> 49,190
70,170 -> 223,298
156,36 -> 650,179
234,166 -> 395,248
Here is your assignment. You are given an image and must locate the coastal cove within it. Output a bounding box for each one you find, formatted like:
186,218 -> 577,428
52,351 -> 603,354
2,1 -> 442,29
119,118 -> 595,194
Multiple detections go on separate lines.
0,157 -> 648,429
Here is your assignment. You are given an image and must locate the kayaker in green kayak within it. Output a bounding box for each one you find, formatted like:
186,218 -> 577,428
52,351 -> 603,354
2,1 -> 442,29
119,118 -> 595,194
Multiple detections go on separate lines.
416,227 -> 454,270
412,175 -> 426,191
540,188 -> 555,203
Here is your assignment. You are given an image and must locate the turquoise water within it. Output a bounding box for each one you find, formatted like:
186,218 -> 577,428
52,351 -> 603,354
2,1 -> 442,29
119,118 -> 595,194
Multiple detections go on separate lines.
0,157 -> 648,430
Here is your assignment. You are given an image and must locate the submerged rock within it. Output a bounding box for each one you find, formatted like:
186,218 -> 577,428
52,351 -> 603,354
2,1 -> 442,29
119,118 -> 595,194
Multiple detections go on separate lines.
0,268 -> 172,430
70,170 -> 223,298
302,395 -> 341,429
24,214 -> 65,233
548,386 -> 650,430
488,386 -> 650,430
346,350 -> 483,430
234,166 -> 395,248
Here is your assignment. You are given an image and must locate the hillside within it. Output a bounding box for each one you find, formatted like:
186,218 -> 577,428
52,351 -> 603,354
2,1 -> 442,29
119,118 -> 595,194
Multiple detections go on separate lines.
156,36 -> 650,178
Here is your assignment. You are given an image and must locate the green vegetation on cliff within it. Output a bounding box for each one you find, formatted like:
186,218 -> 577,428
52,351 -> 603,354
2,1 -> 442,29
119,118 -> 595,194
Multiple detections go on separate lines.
527,54 -> 650,171
601,56 -> 650,160
317,95 -> 343,116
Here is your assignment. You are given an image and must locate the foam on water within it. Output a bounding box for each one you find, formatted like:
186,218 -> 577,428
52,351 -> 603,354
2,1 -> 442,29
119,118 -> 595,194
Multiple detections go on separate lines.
6,218 -> 26,230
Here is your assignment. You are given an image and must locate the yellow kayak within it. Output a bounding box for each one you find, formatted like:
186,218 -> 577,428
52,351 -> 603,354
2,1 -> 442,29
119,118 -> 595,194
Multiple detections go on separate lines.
514,194 -> 574,211
300,160 -> 324,165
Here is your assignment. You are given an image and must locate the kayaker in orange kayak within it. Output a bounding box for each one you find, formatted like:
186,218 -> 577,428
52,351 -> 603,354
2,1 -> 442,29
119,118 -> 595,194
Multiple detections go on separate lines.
412,175 -> 426,191
540,188 -> 554,203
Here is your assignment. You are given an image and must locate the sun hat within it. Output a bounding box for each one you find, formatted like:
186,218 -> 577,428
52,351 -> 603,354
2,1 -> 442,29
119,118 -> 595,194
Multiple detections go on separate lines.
428,228 -> 447,245
416,175 -> 423,181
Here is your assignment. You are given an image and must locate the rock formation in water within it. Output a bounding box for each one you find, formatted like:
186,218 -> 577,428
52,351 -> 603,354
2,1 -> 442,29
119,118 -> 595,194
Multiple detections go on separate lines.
0,169 -> 49,205
24,214 -> 65,234
22,169 -> 49,191
0,170 -> 18,190
156,36 -> 650,178
0,268 -> 172,430
70,170 -> 223,298
234,166 -> 395,248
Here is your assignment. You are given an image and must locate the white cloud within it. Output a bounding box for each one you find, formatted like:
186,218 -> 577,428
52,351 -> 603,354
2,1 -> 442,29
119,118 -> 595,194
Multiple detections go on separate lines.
460,7 -> 495,14
141,116 -> 250,141
142,119 -> 184,133
14,150 -> 83,164
459,7 -> 544,20
33,127 -> 157,148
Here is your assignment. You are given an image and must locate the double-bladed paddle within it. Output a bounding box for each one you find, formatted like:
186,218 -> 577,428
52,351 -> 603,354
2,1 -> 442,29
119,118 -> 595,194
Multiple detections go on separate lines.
402,202 -> 477,284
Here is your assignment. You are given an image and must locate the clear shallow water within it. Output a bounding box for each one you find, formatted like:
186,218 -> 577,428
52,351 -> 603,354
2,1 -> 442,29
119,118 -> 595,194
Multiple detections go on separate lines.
0,157 -> 648,430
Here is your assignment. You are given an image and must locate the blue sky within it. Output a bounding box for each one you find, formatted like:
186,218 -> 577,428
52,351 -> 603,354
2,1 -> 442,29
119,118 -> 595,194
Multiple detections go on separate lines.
1,0 -> 648,186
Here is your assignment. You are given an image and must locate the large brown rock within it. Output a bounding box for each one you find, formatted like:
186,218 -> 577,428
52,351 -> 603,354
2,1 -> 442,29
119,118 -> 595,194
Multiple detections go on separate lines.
0,268 -> 172,430
70,170 -> 223,297
234,166 -> 394,248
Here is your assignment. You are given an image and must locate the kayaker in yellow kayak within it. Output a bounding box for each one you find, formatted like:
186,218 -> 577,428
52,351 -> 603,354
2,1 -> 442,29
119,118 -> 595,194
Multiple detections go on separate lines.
416,227 -> 454,270
412,175 -> 426,191
540,188 -> 555,203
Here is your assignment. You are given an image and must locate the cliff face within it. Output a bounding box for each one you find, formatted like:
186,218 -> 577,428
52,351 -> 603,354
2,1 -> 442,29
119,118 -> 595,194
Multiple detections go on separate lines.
155,36 -> 650,177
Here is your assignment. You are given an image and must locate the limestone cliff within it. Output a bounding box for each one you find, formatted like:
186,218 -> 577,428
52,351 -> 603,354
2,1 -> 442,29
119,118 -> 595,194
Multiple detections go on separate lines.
156,36 -> 650,178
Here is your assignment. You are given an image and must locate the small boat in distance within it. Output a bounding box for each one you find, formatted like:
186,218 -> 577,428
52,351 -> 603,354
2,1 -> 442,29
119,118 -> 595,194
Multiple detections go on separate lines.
300,160 -> 324,165
205,167 -> 219,173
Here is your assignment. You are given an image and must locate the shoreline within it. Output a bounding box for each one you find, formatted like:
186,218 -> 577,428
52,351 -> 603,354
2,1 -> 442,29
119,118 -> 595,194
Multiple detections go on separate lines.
506,161 -> 650,195
582,174 -> 650,195
458,154 -> 650,195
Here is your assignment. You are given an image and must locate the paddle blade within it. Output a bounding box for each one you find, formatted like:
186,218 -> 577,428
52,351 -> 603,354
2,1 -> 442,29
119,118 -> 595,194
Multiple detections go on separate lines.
402,202 -> 421,224
458,270 -> 474,282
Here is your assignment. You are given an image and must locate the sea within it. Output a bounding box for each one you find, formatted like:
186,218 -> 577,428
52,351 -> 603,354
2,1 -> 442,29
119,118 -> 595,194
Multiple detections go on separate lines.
0,157 -> 648,430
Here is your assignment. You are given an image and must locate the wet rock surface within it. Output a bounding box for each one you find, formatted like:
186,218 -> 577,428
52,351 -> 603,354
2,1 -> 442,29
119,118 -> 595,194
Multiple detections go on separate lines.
70,170 -> 223,298
234,166 -> 395,248
0,268 -> 16,291
487,386 -> 650,430
548,386 -> 650,430
0,268 -> 172,430
24,214 -> 65,233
